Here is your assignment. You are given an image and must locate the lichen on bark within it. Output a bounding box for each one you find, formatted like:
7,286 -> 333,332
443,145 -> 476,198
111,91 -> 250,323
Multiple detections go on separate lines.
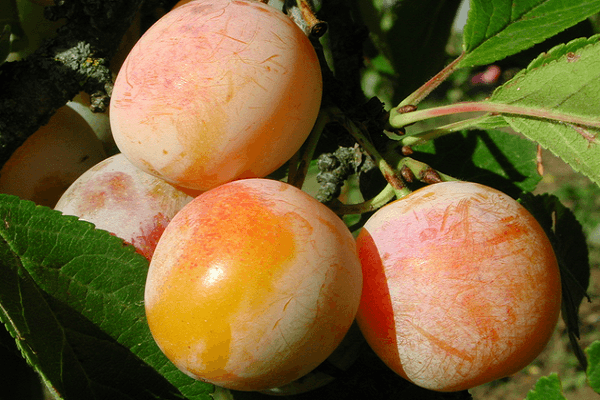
0,0 -> 144,167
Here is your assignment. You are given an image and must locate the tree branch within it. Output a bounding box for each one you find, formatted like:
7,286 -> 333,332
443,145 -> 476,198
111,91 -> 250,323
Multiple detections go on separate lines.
0,0 -> 144,167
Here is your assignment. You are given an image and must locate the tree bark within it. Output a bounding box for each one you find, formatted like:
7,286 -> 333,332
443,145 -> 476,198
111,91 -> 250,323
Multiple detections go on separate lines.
0,0 -> 143,167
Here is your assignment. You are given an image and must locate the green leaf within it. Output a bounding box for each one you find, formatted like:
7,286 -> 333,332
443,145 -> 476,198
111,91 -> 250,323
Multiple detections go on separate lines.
525,35 -> 600,69
472,114 -> 511,130
411,129 -> 541,198
460,0 -> 600,67
485,36 -> 600,187
524,373 -> 566,400
587,341 -> 600,392
368,54 -> 395,76
0,195 -> 214,400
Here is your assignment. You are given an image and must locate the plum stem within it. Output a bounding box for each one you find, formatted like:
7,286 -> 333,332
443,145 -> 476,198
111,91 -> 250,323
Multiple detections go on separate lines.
395,52 -> 465,109
326,183 -> 396,215
288,110 -> 329,189
329,107 -> 411,199
398,158 -> 459,184
326,158 -> 457,216
286,0 -> 327,38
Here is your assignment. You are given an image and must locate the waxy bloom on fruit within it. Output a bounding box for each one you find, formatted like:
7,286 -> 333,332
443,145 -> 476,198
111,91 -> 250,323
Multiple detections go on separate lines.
355,181 -> 561,392
110,0 -> 322,191
55,153 -> 197,260
144,178 -> 362,391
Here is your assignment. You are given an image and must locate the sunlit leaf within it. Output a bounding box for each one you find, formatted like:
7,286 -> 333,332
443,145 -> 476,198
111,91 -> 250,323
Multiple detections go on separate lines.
460,0 -> 600,67
484,36 -> 600,186
524,373 -> 566,400
587,341 -> 600,393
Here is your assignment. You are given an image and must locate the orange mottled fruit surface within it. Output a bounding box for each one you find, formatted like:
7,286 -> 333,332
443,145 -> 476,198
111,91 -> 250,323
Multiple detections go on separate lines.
145,179 -> 362,391
356,181 -> 561,392
110,0 -> 322,191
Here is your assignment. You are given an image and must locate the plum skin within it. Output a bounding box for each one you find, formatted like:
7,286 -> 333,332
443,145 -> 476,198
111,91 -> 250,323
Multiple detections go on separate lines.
55,153 -> 197,260
0,105 -> 106,207
144,178 -> 362,391
110,0 -> 323,191
355,181 -> 561,392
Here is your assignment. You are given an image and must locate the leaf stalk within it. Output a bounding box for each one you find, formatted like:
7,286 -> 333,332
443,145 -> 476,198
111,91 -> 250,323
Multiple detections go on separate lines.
395,52 -> 465,108
390,101 -> 600,130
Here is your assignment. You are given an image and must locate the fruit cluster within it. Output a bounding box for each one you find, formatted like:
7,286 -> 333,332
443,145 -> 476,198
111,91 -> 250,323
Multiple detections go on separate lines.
4,0 -> 562,395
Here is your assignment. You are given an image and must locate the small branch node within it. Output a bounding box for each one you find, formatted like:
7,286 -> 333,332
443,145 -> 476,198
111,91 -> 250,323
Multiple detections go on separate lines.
286,0 -> 327,38
397,104 -> 418,114
420,167 -> 444,184
401,145 -> 413,156
400,165 -> 416,183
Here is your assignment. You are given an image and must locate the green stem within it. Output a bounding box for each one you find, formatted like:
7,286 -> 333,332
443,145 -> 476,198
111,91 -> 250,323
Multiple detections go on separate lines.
287,150 -> 300,187
327,158 -> 459,216
326,184 -> 397,215
395,52 -> 465,108
288,110 -> 329,189
399,114 -> 493,147
390,100 -> 600,130
399,158 -> 460,183
329,107 -> 411,198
